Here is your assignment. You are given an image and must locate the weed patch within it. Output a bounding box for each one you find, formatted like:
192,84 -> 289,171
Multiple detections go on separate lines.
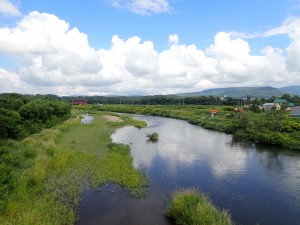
166,188 -> 234,225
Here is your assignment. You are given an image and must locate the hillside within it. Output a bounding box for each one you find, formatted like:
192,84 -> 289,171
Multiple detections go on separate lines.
178,86 -> 285,98
279,85 -> 300,95
178,86 -> 300,98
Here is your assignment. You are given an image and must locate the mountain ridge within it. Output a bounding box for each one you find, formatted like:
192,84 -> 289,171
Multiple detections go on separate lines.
177,86 -> 300,98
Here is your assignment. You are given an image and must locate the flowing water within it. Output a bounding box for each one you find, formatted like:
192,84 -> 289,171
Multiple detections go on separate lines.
77,115 -> 300,225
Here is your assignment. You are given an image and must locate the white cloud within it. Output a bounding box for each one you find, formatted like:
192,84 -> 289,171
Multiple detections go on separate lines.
107,0 -> 171,15
168,34 -> 179,45
1,12 -> 300,96
0,0 -> 21,16
0,68 -> 26,93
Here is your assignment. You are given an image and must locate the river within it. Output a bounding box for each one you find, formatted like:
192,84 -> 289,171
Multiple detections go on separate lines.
77,115 -> 300,225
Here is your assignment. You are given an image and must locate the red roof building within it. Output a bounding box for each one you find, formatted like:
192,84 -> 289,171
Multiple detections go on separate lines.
72,99 -> 87,106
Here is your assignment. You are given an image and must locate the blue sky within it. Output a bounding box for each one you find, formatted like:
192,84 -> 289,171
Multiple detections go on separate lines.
8,0 -> 291,50
0,0 -> 300,95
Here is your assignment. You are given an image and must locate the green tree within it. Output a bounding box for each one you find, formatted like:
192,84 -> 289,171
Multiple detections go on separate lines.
0,108 -> 22,139
281,94 -> 291,101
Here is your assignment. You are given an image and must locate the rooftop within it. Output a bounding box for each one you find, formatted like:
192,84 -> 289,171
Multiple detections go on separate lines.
274,99 -> 288,103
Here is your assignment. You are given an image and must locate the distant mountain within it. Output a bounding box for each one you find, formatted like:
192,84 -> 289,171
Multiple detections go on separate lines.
279,85 -> 300,96
178,86 -> 286,98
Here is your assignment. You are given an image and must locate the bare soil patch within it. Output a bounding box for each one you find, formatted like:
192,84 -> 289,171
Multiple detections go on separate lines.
102,115 -> 123,122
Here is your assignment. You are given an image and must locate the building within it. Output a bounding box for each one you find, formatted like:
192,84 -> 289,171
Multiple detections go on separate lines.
262,103 -> 274,111
72,99 -> 87,106
291,106 -> 300,117
273,99 -> 288,110
208,109 -> 220,117
286,103 -> 295,111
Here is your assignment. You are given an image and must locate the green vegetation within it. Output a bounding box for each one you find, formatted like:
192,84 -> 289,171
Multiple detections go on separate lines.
147,132 -> 158,142
0,111 -> 148,225
58,88 -> 300,105
166,188 -> 233,225
0,93 -> 71,139
91,104 -> 300,150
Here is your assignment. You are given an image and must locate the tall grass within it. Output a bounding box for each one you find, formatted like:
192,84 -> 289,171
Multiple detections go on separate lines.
166,188 -> 234,225
0,112 -> 148,225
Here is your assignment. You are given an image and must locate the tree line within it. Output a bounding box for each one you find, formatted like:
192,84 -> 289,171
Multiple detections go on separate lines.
61,94 -> 300,107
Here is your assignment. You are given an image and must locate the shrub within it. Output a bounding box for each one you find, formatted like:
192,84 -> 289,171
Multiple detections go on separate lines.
147,132 -> 158,142
166,188 -> 233,225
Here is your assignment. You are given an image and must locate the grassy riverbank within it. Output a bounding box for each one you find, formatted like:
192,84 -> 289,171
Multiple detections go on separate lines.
0,111 -> 147,225
166,188 -> 233,225
91,104 -> 300,150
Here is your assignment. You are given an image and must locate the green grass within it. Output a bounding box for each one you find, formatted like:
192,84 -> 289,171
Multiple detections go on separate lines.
166,188 -> 234,225
0,111 -> 148,225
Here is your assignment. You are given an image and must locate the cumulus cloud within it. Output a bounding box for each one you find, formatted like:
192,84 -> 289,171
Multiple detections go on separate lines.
0,68 -> 26,93
0,0 -> 21,16
107,0 -> 171,15
0,11 -> 107,88
1,11 -> 300,96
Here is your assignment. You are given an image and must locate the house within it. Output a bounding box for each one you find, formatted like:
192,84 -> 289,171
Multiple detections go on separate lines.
72,99 -> 87,106
291,106 -> 300,117
273,99 -> 288,110
262,103 -> 274,111
208,109 -> 219,117
286,103 -> 295,111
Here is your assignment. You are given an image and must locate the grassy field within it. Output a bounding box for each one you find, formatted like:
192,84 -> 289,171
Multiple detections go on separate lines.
166,188 -> 233,225
0,110 -> 148,225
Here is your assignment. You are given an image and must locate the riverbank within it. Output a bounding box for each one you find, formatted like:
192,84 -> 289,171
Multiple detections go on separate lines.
0,111 -> 147,225
91,104 -> 300,150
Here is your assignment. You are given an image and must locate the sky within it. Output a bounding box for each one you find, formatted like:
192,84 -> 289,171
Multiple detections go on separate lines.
0,0 -> 300,96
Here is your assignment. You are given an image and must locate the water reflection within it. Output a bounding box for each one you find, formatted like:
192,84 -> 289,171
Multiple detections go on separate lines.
112,116 -> 248,179
78,115 -> 300,225
80,114 -> 94,124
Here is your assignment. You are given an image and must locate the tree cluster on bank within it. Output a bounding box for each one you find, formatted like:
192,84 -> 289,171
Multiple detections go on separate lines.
0,93 -> 71,140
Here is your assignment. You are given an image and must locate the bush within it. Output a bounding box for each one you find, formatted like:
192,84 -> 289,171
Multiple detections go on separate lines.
0,108 -> 22,139
147,132 -> 158,142
166,188 -> 233,225
281,120 -> 300,132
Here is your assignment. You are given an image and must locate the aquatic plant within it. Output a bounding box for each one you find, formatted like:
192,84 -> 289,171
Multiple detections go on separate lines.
166,188 -> 233,225
147,132 -> 158,142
